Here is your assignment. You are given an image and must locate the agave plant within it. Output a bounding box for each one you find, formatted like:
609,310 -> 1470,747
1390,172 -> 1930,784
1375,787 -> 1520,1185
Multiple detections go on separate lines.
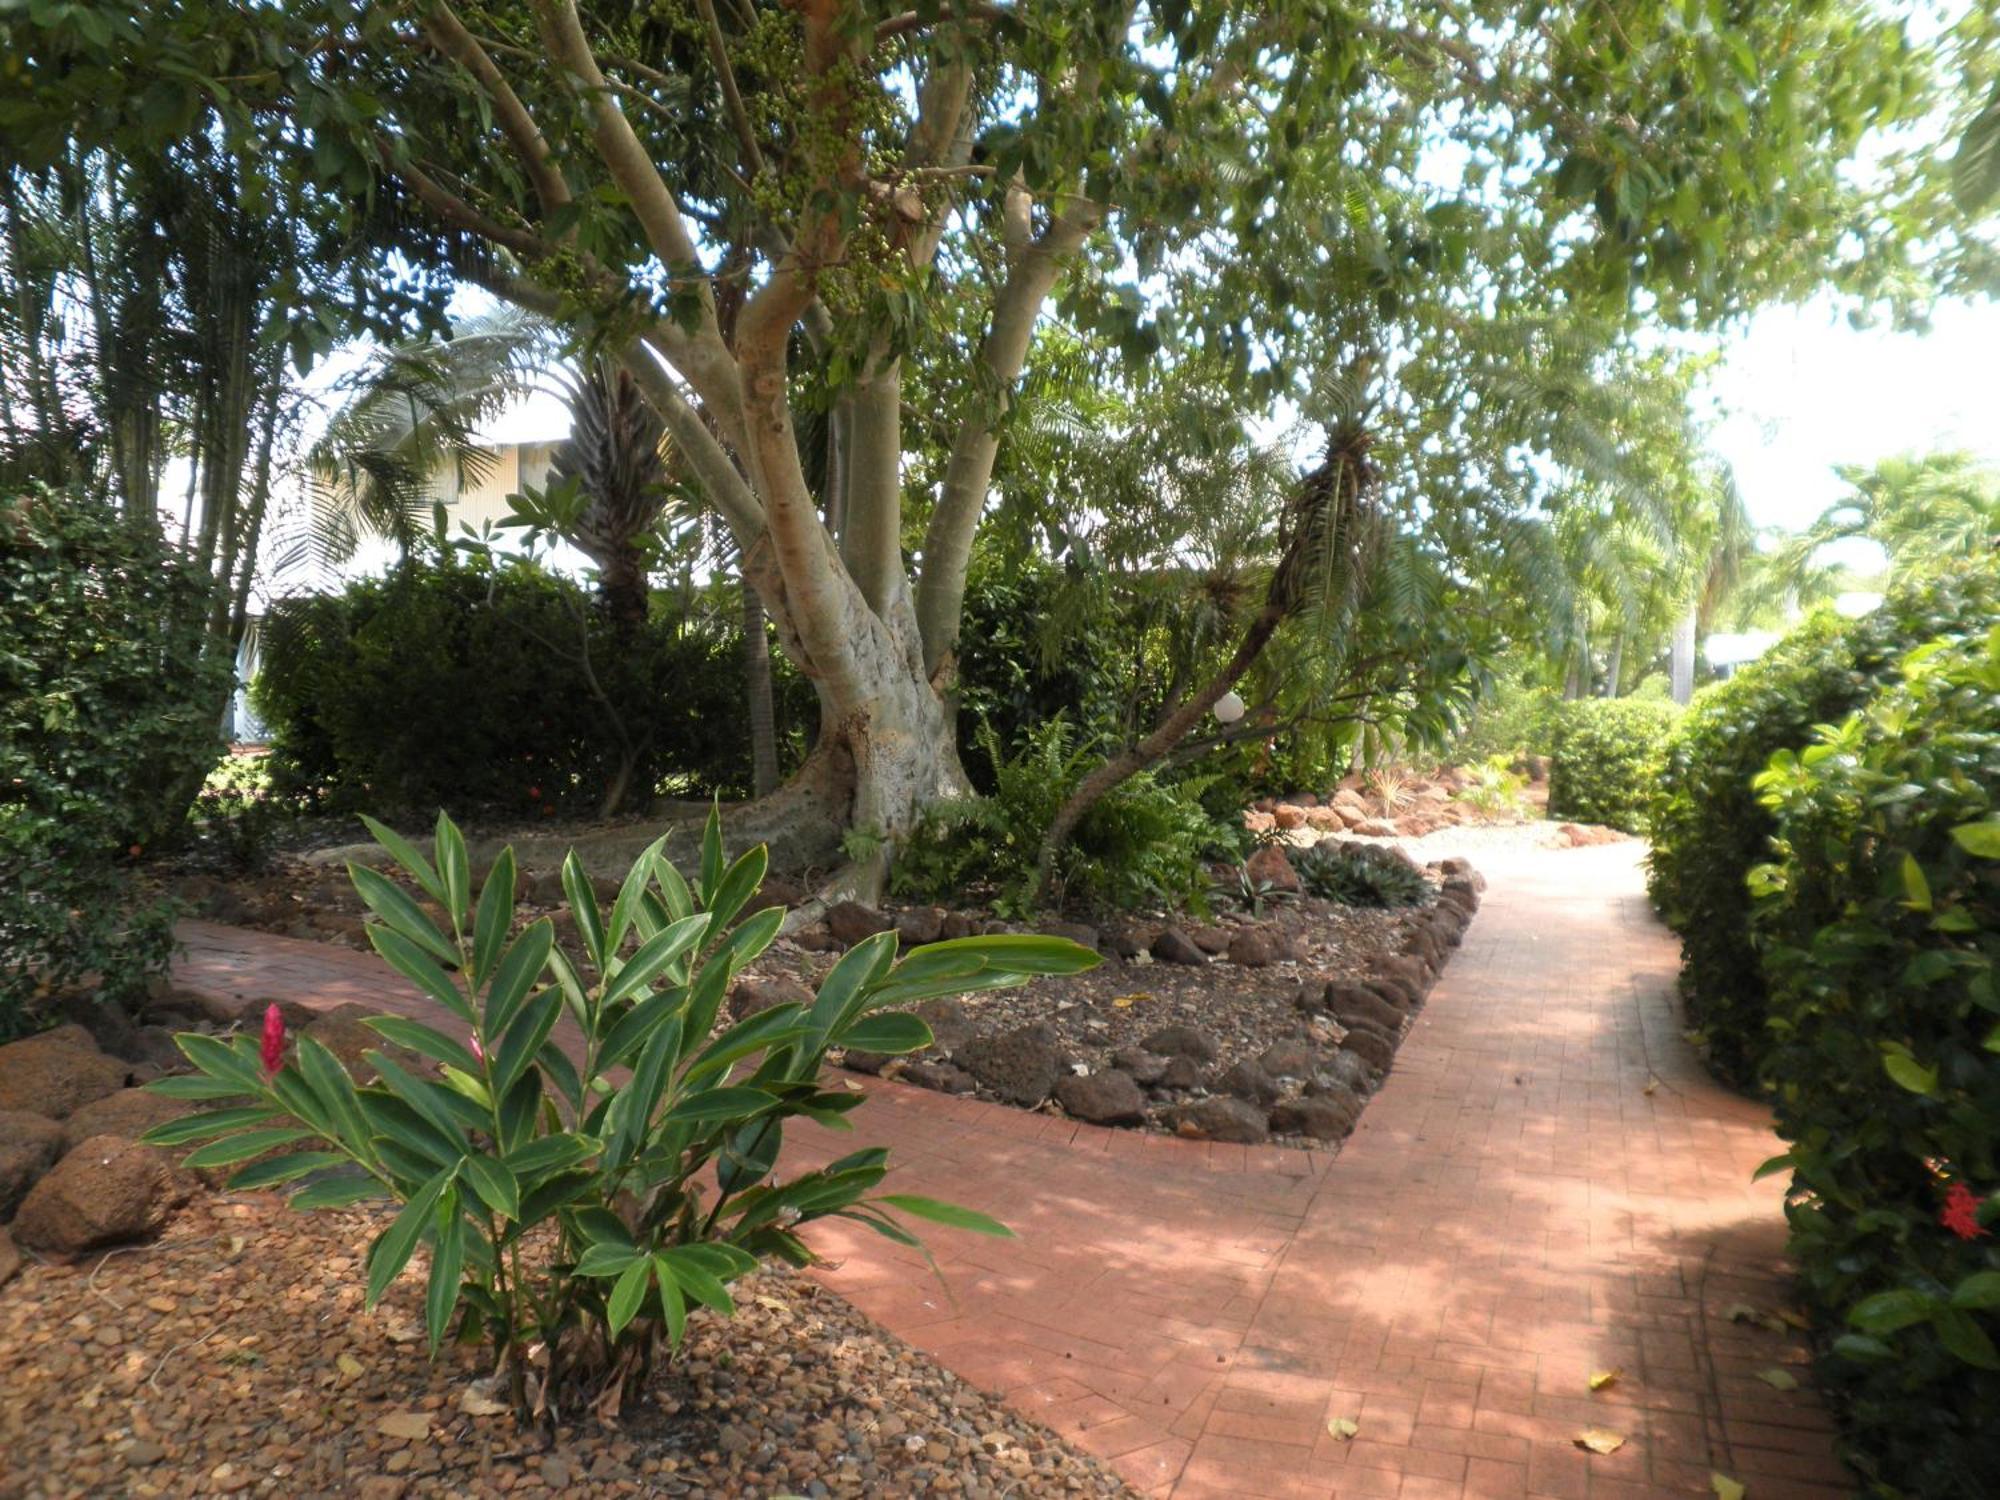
144,807 -> 1098,1423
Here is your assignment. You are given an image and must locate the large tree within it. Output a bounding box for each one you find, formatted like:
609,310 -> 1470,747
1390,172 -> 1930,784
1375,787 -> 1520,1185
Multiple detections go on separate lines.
5,0 -> 1949,877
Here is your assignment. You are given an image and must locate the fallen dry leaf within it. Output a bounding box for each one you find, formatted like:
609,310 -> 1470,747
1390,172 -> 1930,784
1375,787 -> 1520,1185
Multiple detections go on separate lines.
1110,993 -> 1156,1009
1574,1428 -> 1626,1455
458,1383 -> 508,1418
335,1353 -> 365,1380
1723,1303 -> 1760,1325
376,1411 -> 431,1441
1643,1076 -> 1660,1096
1711,1473 -> 1746,1500
1755,1367 -> 1800,1392
1588,1368 -> 1622,1391
1777,1309 -> 1812,1331
1326,1417 -> 1359,1441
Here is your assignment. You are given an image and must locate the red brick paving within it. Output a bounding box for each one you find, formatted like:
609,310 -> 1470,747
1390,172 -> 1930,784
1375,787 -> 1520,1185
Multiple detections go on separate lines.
173,842 -> 1849,1497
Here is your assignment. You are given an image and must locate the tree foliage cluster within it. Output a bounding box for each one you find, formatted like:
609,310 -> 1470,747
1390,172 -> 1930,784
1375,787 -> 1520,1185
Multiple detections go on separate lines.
4,0 -> 1977,890
1544,696 -> 1680,833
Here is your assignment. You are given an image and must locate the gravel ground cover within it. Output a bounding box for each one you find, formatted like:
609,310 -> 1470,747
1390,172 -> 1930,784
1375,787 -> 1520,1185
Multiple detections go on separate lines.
0,1194 -> 1136,1500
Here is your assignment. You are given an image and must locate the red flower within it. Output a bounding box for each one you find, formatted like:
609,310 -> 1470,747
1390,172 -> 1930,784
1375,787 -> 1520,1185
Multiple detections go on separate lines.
469,1033 -> 486,1065
260,1003 -> 286,1077
1942,1182 -> 1989,1241
528,786 -> 542,800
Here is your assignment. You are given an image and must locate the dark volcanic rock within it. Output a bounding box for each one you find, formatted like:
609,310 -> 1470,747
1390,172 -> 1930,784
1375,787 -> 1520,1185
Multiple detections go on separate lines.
1227,928 -> 1282,968
1141,1026 -> 1220,1064
1172,1096 -> 1269,1144
1214,1059 -> 1280,1106
1150,928 -> 1207,966
956,1023 -> 1067,1108
1054,1070 -> 1147,1125
826,901 -> 895,947
1270,1092 -> 1361,1141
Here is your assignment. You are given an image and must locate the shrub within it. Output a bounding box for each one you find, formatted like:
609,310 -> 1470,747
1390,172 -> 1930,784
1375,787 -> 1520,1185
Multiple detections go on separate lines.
146,809 -> 1097,1422
1749,628 -> 2000,1498
1294,841 -> 1431,907
1452,671 -> 1563,765
1546,697 -> 1679,832
0,489 -> 228,1033
1648,565 -> 2000,1086
255,557 -> 807,819
892,720 -> 1242,916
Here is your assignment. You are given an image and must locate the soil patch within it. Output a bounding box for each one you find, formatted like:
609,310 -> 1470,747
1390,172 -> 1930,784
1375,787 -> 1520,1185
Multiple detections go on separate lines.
0,1194 -> 1135,1499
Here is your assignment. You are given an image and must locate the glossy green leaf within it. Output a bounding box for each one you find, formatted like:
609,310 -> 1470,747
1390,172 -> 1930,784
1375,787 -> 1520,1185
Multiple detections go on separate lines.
434,811 -> 470,927
1848,1289 -> 1938,1334
459,1154 -> 520,1220
483,919 -> 553,1037
182,1126 -> 318,1169
606,1259 -> 651,1337
349,863 -> 458,965
358,815 -> 444,904
839,1012 -> 932,1054
471,847 -> 516,989
141,1105 -> 280,1146
424,1190 -> 465,1355
561,850 -> 606,968
363,1015 -> 481,1076
365,924 -> 475,1024
364,1167 -> 453,1308
876,1194 -> 1015,1237
228,1150 -> 348,1191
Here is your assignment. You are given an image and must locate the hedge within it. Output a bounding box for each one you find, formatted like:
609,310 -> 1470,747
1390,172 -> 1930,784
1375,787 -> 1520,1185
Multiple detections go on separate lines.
1648,565 -> 2000,1085
1750,624 -> 2000,1498
1546,696 -> 1679,832
1,489 -> 225,1031
254,557 -> 808,820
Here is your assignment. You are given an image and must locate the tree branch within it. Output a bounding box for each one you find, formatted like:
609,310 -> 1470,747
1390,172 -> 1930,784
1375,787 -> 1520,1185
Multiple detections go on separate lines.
694,0 -> 764,179
422,3 -> 571,214
914,195 -> 1101,680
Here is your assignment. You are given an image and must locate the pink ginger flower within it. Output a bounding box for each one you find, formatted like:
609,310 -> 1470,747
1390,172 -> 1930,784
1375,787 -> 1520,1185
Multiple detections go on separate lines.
260,1003 -> 286,1077
470,1034 -> 486,1065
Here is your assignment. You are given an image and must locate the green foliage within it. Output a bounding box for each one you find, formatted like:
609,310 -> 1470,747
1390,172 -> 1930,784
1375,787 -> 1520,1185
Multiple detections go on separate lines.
1453,671 -> 1565,764
1546,698 -> 1680,833
892,721 -> 1241,916
1453,757 -> 1531,822
1648,565 -> 2000,1085
1748,627 -> 2000,1498
147,808 -> 1100,1422
0,489 -> 228,1032
254,556 -> 805,818
1293,842 -> 1432,909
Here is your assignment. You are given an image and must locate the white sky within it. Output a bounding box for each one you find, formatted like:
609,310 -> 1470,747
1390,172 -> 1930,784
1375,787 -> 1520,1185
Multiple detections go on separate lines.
1704,292 -> 2000,536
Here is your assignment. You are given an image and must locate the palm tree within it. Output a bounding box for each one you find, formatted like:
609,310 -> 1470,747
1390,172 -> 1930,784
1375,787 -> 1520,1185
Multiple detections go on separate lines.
1771,451 -> 2000,590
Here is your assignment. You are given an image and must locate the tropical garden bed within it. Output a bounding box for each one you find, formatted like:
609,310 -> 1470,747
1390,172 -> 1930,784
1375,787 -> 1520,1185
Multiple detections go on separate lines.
0,1192 -> 1136,1500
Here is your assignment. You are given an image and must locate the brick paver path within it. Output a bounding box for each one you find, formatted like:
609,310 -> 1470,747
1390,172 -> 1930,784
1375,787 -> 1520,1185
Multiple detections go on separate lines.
174,841 -> 1850,1498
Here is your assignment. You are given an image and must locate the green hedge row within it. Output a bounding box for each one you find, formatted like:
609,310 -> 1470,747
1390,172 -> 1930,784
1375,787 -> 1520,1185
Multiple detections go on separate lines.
1647,566 -> 2000,1084
1751,622 -> 2000,1498
1546,697 -> 1679,833
2,489 -> 225,1031
254,558 -> 810,820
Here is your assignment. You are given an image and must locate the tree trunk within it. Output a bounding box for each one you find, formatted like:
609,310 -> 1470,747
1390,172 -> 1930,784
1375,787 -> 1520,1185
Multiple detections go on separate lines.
741,572 -> 779,797
1604,631 -> 1625,698
1670,606 -> 1697,704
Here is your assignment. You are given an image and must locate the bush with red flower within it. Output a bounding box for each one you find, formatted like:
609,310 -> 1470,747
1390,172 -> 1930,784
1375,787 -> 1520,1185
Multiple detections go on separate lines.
1750,623 -> 2000,1497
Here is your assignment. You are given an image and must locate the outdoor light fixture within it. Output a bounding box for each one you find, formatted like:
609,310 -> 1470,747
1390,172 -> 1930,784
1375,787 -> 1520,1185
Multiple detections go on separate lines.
1213,690 -> 1246,724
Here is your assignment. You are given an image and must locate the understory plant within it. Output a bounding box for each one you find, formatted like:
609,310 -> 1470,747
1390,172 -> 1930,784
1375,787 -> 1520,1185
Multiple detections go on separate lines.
144,809 -> 1097,1423
891,718 -> 1236,916
1293,841 -> 1431,908
1546,697 -> 1679,833
1749,627 -> 2000,1497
